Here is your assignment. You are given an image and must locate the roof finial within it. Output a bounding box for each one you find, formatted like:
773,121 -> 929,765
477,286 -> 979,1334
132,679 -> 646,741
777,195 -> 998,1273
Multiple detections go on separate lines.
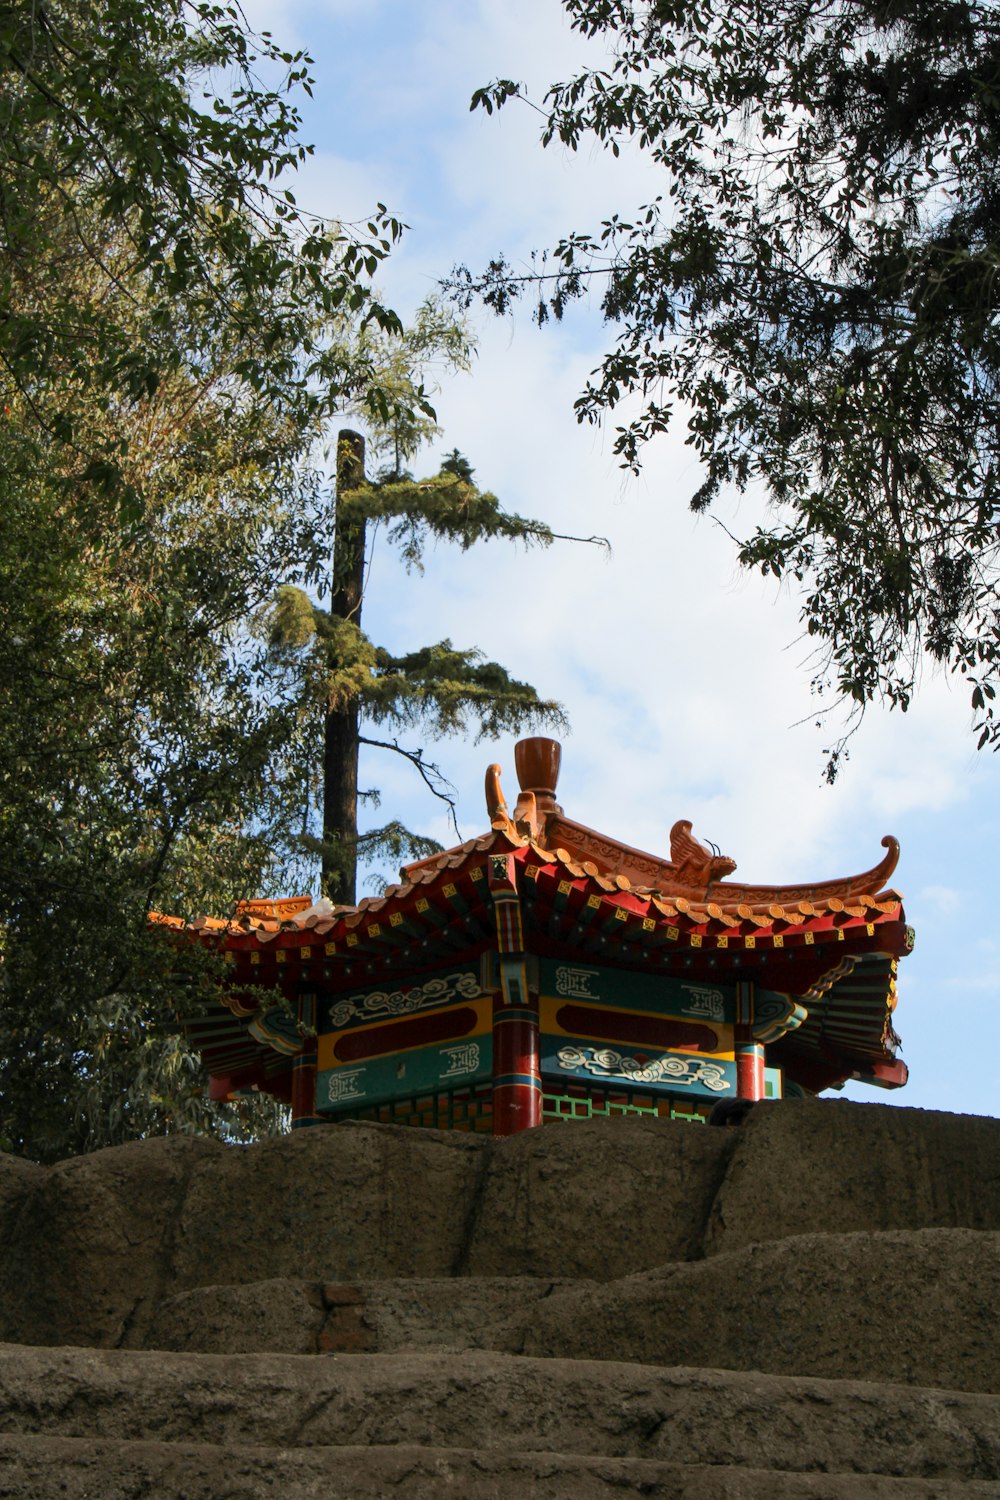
509,738 -> 563,840
514,737 -> 561,803
484,762 -> 511,830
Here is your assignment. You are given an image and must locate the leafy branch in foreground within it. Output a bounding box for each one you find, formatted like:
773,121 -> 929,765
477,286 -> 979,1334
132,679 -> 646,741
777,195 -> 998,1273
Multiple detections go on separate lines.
0,0 -> 421,1161
453,1 -> 1000,760
0,0 -> 411,450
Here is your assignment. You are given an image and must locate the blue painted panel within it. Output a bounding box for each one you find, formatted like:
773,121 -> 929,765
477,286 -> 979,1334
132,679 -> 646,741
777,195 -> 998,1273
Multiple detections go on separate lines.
541,1033 -> 737,1099
321,967 -> 483,1034
539,959 -> 738,1025
317,1034 -> 493,1114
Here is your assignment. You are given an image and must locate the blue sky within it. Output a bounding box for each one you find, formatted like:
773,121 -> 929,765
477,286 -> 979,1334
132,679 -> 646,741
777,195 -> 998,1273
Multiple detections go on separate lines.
245,0 -> 998,1119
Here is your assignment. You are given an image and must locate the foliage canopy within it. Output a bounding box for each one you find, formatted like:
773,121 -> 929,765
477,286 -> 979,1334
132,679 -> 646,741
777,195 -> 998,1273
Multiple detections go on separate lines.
0,0 -> 406,436
0,2 -> 561,1159
0,0 -> 398,1161
458,0 -> 1000,757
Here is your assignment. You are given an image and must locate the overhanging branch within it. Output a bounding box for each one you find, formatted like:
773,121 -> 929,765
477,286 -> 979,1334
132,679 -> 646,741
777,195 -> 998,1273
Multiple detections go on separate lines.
359,734 -> 462,840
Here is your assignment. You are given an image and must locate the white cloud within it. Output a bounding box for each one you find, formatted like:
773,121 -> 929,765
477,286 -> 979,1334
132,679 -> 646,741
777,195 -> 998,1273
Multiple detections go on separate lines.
945,970 -> 1000,992
915,884 -> 963,916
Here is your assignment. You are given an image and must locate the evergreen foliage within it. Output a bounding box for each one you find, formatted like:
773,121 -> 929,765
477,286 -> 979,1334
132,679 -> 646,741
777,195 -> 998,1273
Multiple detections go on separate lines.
268,436 -> 564,903
440,449 -> 477,484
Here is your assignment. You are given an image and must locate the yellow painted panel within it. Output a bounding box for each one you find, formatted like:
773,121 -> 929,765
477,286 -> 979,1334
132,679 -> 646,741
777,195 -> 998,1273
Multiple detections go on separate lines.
318,995 -> 492,1071
539,995 -> 735,1061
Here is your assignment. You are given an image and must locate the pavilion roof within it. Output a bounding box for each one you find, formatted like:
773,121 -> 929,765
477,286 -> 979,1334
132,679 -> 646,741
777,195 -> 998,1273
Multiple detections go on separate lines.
156,739 -> 911,1098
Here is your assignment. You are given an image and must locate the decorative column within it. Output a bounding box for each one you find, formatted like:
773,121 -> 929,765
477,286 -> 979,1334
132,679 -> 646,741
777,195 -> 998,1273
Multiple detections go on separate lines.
735,980 -> 765,1100
290,990 -> 321,1128
488,851 -> 542,1135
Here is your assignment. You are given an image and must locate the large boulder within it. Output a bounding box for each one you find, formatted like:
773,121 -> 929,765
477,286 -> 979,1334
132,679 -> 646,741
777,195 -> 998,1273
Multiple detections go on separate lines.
4,1102 -> 1000,1498
169,1121 -> 488,1287
706,1099 -> 1000,1254
519,1227 -> 1000,1393
0,1126 -> 488,1348
5,1101 -> 1000,1351
0,1116 -> 735,1346
2,1345 -> 1000,1479
0,1135 -> 224,1348
464,1115 -> 734,1278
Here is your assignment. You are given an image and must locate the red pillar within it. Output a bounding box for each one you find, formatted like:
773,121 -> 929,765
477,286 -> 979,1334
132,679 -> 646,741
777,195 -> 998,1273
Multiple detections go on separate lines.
735,980 -> 765,1100
491,989 -> 542,1135
290,1049 -> 317,1127
290,991 -> 321,1128
735,1042 -> 766,1100
487,850 -> 541,1135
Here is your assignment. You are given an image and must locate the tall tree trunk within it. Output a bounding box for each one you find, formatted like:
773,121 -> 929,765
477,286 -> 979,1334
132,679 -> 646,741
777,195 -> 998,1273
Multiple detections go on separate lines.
322,429 -> 366,904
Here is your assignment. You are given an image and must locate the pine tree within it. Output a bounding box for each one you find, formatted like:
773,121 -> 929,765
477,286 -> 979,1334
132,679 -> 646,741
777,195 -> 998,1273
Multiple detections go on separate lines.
272,426 -> 564,904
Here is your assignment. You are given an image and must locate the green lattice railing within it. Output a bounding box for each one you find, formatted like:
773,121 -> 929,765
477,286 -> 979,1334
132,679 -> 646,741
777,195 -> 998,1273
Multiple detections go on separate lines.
331,1082 -> 708,1131
337,1083 -> 495,1133
542,1091 -> 706,1124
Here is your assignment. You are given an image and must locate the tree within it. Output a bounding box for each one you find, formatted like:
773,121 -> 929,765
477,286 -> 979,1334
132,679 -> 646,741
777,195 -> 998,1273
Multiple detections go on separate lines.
312,299 -> 566,903
0,343 -> 319,1160
0,0 -> 407,442
263,295 -> 570,907
0,5 -> 568,1159
0,285 -> 563,1158
326,433 -> 564,904
0,0 -> 408,1159
270,402 -> 565,902
458,1 -> 1000,762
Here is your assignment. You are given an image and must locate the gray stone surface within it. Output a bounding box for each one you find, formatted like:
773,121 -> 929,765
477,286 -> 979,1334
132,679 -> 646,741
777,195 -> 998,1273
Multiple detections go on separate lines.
0,1125 -> 489,1347
5,1103 -> 1000,1496
706,1099 -> 1000,1255
0,1135 -> 224,1348
170,1121 -> 489,1289
144,1278 -> 328,1355
519,1227 -> 1000,1393
143,1226 -> 1000,1397
8,1103 -> 1000,1353
0,1154 -> 43,1246
144,1275 -> 583,1356
0,1115 -> 734,1347
2,1437 -> 998,1500
2,1345 -> 1000,1480
464,1114 -> 734,1277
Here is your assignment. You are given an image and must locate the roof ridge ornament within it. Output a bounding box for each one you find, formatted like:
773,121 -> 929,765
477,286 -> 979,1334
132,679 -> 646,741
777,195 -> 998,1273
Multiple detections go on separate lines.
485,737 -> 565,842
485,761 -> 518,838
669,820 -> 738,888
513,736 -> 563,840
514,736 -> 561,802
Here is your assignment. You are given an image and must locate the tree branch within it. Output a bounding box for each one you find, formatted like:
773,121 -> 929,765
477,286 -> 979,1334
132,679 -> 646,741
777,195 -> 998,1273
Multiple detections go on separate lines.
358,734 -> 462,840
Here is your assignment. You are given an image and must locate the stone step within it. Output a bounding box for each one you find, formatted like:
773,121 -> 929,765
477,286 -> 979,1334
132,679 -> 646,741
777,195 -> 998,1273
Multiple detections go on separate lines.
520,1227 -> 1000,1394
2,1436 -> 999,1500
3,1346 -> 999,1482
136,1226 -> 1000,1397
140,1274 -> 585,1357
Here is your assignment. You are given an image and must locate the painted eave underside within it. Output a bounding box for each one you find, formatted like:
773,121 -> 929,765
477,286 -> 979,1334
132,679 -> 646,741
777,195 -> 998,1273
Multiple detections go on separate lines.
157,819 -> 912,1097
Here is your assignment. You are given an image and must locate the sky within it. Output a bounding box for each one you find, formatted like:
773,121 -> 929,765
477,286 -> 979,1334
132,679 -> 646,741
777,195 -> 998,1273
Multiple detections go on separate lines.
244,0 -> 997,1119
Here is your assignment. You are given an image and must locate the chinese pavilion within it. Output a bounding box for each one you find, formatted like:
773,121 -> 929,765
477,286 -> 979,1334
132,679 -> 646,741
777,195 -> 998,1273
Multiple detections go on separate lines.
163,738 -> 911,1135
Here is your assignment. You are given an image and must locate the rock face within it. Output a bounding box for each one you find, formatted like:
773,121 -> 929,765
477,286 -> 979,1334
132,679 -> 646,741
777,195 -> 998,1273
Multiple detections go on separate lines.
3,1099 -> 1000,1496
